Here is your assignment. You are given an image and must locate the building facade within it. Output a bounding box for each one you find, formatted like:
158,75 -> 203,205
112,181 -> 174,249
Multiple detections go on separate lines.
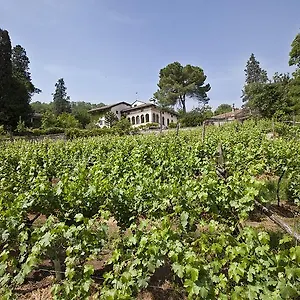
88,100 -> 178,128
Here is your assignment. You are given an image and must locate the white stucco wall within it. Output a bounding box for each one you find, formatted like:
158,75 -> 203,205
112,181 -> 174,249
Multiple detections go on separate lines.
123,106 -> 178,128
96,103 -> 131,128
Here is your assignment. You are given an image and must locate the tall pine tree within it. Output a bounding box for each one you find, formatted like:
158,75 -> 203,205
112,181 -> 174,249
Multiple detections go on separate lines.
0,29 -> 12,126
12,45 -> 41,96
288,33 -> 300,114
52,78 -> 71,115
0,30 -> 39,128
242,54 -> 268,103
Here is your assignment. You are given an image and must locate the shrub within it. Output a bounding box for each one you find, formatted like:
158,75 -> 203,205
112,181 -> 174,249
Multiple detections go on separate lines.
41,111 -> 57,129
16,117 -> 26,134
168,122 -> 177,129
57,113 -> 81,129
0,125 -> 6,136
113,117 -> 131,135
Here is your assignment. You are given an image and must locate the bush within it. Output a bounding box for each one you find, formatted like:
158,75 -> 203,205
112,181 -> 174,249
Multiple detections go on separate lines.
41,111 -> 57,129
57,113 -> 81,129
0,125 -> 5,136
113,117 -> 131,135
168,122 -> 177,129
16,117 -> 26,134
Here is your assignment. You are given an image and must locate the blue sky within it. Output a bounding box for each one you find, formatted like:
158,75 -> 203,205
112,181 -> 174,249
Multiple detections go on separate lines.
1,0 -> 299,110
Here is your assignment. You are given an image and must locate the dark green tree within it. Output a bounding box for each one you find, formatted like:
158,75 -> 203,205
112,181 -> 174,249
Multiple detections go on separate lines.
242,54 -> 268,103
12,45 -> 41,96
244,54 -> 268,84
180,106 -> 213,127
214,104 -> 232,116
52,78 -> 71,115
288,33 -> 300,114
0,30 -> 40,128
154,62 -> 210,113
245,73 -> 291,119
31,101 -> 53,114
0,29 -> 13,126
70,101 -> 105,128
289,33 -> 300,68
10,45 -> 41,125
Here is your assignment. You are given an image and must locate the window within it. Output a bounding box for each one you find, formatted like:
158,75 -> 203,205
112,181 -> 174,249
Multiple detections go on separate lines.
167,119 -> 170,126
141,115 -> 145,123
146,114 -> 149,122
156,114 -> 159,123
116,111 -> 119,114
162,117 -> 165,125
128,118 -> 131,123
99,120 -> 103,125
152,113 -> 155,122
132,116 -> 135,125
136,115 -> 140,124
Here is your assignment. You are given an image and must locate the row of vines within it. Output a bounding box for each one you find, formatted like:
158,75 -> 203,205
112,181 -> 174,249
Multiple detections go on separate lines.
1,120 -> 300,299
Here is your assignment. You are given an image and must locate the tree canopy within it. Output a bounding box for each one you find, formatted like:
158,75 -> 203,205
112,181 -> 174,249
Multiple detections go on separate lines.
52,78 -> 71,115
154,62 -> 210,113
0,30 -> 39,128
214,104 -> 232,116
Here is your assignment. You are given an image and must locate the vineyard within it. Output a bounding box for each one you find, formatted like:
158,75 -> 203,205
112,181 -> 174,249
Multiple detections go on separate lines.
1,120 -> 300,299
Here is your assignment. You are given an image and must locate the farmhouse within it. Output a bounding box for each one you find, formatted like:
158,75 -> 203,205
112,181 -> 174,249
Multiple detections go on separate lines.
207,107 -> 251,126
88,100 -> 178,128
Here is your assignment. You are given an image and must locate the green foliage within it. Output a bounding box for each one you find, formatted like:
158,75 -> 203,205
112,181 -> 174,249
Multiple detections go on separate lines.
112,117 -> 131,134
245,73 -> 292,119
70,102 -> 93,128
244,53 -> 268,85
168,122 -> 177,128
180,106 -> 213,127
57,113 -> 80,129
0,30 -> 39,129
52,78 -> 71,115
0,125 -> 6,135
242,53 -> 268,104
154,62 -> 210,113
16,117 -> 26,133
31,101 -> 52,114
41,111 -> 57,129
104,111 -> 118,127
214,104 -> 232,116
289,33 -> 300,68
1,120 -> 300,299
0,29 -> 13,127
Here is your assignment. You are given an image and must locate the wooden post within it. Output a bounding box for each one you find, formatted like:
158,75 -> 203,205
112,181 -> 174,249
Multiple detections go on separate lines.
293,113 -> 296,126
255,200 -> 300,243
176,122 -> 180,136
159,110 -> 162,133
53,256 -> 63,281
202,121 -> 206,143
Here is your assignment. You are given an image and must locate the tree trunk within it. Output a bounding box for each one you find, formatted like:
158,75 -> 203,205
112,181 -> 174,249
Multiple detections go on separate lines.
181,96 -> 186,113
53,255 -> 63,281
176,122 -> 180,136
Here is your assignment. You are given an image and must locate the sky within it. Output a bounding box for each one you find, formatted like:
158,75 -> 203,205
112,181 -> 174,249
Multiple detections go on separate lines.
1,0 -> 300,110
